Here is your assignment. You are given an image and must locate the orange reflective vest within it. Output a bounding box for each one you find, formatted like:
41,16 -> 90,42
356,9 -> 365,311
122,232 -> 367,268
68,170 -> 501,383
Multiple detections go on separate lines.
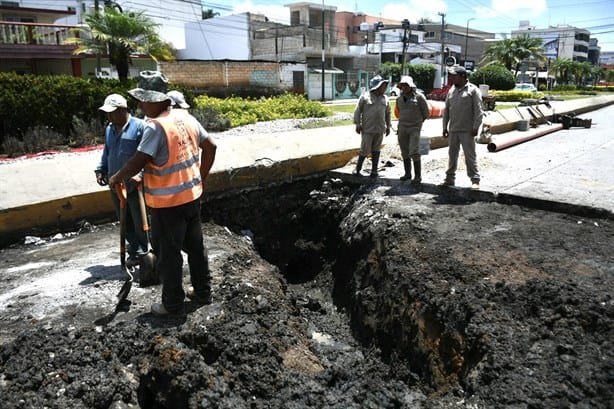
143,110 -> 202,208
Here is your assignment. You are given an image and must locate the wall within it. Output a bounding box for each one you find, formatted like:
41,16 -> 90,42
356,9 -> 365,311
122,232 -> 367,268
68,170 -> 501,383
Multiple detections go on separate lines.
35,0 -> 202,50
160,60 -> 306,92
180,13 -> 250,60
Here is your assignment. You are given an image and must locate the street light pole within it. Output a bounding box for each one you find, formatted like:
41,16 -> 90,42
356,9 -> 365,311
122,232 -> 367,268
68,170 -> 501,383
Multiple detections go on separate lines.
438,12 -> 446,87
464,18 -> 476,64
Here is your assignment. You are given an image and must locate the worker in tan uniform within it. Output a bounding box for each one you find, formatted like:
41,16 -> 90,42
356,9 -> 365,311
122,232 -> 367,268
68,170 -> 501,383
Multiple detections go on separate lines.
352,75 -> 391,178
395,75 -> 430,183
441,65 -> 484,189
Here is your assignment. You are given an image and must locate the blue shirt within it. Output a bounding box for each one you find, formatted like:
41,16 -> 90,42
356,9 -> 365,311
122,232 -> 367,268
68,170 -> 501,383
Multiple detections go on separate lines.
96,115 -> 146,191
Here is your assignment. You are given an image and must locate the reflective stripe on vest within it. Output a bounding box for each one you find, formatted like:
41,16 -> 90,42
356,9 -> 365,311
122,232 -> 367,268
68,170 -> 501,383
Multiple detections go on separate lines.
144,110 -> 202,208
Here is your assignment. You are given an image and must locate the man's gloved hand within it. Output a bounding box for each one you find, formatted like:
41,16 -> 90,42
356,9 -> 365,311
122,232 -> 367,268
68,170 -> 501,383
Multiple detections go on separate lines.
95,171 -> 108,186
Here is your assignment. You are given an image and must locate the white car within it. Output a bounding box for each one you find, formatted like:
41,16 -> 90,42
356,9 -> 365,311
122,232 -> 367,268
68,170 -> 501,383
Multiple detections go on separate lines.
514,83 -> 538,92
389,84 -> 424,96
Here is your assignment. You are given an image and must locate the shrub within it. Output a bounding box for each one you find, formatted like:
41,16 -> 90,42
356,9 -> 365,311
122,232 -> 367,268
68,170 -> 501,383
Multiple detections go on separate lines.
379,63 -> 437,93
191,107 -> 231,132
471,64 -> 516,90
491,90 -> 545,102
22,125 -> 65,153
2,136 -> 25,158
69,116 -> 105,148
0,72 -> 136,154
193,93 -> 331,128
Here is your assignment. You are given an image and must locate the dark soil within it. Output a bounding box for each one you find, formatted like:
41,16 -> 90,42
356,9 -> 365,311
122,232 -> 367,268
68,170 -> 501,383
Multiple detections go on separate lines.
1,176 -> 613,408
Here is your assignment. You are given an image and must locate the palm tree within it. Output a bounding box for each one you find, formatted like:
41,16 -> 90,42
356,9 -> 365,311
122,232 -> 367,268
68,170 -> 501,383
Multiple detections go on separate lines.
66,7 -> 174,81
481,34 -> 545,76
202,9 -> 220,20
550,58 -> 575,85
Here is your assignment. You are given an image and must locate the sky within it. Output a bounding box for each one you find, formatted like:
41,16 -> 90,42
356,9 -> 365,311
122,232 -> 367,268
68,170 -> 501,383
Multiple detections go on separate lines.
204,0 -> 614,52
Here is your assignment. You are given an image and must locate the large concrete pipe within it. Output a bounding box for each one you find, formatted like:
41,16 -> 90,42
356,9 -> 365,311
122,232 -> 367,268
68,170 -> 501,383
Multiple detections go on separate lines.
487,123 -> 564,152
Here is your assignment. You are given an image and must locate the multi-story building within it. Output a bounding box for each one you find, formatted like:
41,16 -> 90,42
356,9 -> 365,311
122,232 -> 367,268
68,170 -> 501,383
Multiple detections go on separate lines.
1,0 -> 199,77
1,1 -> 502,98
512,21 -> 593,62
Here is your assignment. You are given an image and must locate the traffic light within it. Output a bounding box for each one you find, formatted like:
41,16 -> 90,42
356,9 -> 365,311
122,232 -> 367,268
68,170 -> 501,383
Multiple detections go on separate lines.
402,19 -> 410,29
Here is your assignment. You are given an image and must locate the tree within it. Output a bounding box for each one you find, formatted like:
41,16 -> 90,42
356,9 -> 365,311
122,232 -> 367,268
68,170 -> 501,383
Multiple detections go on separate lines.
202,8 -> 220,20
549,58 -> 575,85
481,34 -> 546,77
66,7 -> 174,81
471,63 -> 516,90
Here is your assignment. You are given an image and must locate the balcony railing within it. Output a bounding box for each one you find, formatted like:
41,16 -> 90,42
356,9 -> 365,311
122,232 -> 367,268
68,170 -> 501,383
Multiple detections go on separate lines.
0,21 -> 77,46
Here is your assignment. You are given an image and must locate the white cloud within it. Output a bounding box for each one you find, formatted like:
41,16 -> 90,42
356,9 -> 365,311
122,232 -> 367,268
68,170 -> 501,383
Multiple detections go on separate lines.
231,1 -> 290,24
380,1 -> 448,23
491,0 -> 547,17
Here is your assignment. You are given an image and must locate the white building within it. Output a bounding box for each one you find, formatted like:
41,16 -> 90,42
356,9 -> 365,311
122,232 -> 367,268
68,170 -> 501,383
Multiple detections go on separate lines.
512,21 -> 592,62
16,0 -> 202,50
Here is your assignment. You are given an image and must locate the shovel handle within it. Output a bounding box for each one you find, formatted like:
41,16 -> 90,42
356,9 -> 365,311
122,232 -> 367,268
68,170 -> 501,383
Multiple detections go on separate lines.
136,183 -> 150,232
114,182 -> 127,209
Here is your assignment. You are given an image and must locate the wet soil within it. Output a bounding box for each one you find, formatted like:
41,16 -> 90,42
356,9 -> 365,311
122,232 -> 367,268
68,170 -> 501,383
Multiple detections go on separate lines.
1,175 -> 613,408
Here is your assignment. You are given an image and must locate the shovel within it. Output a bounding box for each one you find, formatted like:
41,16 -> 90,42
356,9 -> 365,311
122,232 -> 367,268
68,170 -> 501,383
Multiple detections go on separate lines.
136,183 -> 159,286
115,182 -> 134,307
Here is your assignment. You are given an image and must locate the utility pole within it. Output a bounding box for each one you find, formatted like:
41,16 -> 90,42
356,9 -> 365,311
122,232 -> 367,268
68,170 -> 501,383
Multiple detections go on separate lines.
321,1 -> 325,101
438,12 -> 446,87
400,19 -> 410,75
464,18 -> 475,65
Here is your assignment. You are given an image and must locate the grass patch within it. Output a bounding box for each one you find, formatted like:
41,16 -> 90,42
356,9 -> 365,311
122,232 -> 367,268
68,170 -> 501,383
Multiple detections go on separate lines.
298,119 -> 353,129
326,103 -> 356,114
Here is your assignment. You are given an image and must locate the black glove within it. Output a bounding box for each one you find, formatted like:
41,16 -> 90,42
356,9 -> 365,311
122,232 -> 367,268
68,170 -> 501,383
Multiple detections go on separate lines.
95,171 -> 108,186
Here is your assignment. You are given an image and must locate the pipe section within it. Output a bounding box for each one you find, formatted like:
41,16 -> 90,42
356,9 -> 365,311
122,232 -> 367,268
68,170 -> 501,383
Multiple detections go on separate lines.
487,123 -> 564,152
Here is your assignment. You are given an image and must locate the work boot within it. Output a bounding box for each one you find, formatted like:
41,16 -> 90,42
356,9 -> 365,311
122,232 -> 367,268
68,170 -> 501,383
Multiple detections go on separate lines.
186,286 -> 212,305
411,160 -> 422,184
439,179 -> 454,187
151,303 -> 186,317
352,155 -> 366,176
370,151 -> 380,178
400,159 -> 412,181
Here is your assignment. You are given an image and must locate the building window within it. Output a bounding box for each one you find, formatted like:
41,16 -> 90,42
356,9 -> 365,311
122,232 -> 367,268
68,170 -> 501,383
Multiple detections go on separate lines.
425,31 -> 436,39
290,11 -> 300,26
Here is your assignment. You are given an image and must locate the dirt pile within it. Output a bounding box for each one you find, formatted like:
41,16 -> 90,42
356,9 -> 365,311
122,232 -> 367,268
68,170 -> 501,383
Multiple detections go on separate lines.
1,176 -> 612,408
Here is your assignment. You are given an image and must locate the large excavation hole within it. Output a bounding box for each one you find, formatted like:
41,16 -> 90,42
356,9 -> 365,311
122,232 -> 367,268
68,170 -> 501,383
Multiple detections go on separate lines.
202,176 -> 481,392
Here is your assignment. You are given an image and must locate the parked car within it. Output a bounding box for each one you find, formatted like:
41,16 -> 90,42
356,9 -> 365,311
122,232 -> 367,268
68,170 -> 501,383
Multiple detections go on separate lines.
389,84 -> 424,97
514,83 -> 538,92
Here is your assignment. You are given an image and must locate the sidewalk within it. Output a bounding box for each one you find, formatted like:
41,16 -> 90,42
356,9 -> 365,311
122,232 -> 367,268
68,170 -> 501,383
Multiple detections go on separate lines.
1,95 -> 613,246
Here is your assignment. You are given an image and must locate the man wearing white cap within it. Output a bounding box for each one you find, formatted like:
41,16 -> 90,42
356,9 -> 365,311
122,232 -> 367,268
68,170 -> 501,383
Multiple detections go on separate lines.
167,90 -> 190,109
352,75 -> 391,178
395,75 -> 430,183
95,93 -> 148,269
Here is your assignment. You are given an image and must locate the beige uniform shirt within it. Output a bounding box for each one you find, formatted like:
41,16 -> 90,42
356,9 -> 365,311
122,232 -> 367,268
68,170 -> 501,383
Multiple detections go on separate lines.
353,92 -> 391,134
443,82 -> 484,133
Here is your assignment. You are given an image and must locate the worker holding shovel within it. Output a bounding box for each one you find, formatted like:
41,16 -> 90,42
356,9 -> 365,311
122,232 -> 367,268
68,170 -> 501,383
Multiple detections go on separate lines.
95,94 -> 149,268
109,71 -> 217,317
